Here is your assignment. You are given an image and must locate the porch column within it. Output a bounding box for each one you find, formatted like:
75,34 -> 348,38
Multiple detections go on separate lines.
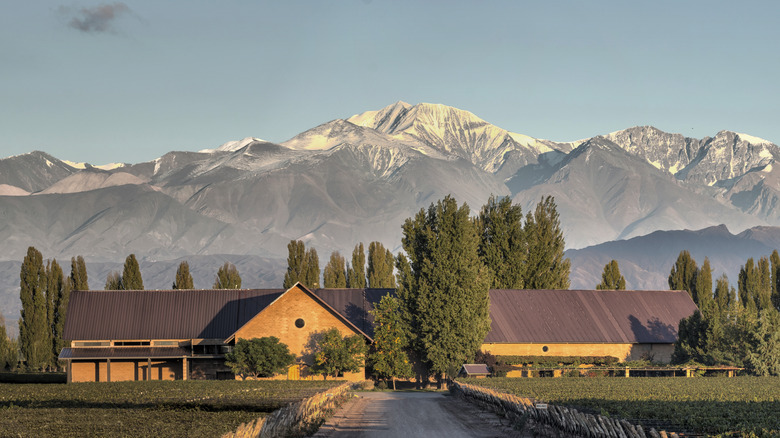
67,360 -> 72,384
147,358 -> 152,381
107,358 -> 111,382
182,357 -> 188,381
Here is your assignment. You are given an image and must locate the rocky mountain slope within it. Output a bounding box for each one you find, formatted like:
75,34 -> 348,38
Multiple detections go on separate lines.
2,101 -> 780,330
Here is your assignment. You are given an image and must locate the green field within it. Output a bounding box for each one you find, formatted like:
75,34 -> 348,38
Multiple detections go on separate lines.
461,377 -> 780,436
0,380 -> 342,438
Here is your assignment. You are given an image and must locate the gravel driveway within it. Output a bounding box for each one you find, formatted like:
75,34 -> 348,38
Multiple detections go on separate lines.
313,391 -> 526,438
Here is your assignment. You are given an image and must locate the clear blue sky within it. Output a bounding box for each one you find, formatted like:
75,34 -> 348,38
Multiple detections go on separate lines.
2,1 -> 779,164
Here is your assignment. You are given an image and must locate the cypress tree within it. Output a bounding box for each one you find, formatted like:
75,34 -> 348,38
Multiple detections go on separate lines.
283,240 -> 306,288
19,247 -> 49,371
172,261 -> 194,289
213,262 -> 241,289
347,243 -> 366,288
304,248 -> 320,288
397,195 -> 491,382
70,256 -> 88,291
323,252 -> 347,288
121,254 -> 144,290
668,250 -> 698,301
696,257 -> 714,313
367,241 -> 395,288
596,260 -> 626,290
105,271 -> 123,290
476,195 -> 526,289
523,196 -> 570,289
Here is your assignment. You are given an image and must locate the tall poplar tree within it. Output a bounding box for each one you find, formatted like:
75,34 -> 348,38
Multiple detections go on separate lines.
596,260 -> 626,290
476,195 -> 526,289
397,195 -> 491,382
323,252 -> 347,288
19,247 -> 49,371
172,261 -> 194,289
696,257 -> 714,311
347,243 -> 366,288
122,254 -> 144,290
757,256 -> 773,311
739,258 -> 760,315
669,250 -> 698,301
714,273 -> 736,316
367,242 -> 395,288
523,196 -> 570,289
214,262 -> 242,289
105,271 -> 123,290
304,248 -> 320,288
772,250 -> 780,311
369,295 -> 413,389
283,240 -> 306,288
70,256 -> 88,291
47,259 -> 68,368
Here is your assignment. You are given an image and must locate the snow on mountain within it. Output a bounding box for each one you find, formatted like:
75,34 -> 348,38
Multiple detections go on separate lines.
200,137 -> 268,153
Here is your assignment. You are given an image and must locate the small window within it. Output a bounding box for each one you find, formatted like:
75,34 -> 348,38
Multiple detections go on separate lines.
114,341 -> 151,346
295,318 -> 305,328
542,345 -> 549,352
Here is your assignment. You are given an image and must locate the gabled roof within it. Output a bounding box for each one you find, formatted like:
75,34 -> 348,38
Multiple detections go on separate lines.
460,364 -> 490,375
63,289 -> 284,340
314,288 -> 393,338
486,289 -> 698,344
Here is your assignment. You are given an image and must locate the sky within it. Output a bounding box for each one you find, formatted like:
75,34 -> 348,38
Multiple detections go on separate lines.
2,1 -> 779,165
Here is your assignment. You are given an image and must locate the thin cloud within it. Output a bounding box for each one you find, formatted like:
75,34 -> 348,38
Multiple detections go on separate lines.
61,2 -> 131,34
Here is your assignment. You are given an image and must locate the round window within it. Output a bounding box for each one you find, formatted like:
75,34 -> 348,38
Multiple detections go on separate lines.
542,345 -> 549,352
295,318 -> 305,328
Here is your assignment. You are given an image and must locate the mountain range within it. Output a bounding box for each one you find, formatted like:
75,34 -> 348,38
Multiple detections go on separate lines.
2,101 -> 780,332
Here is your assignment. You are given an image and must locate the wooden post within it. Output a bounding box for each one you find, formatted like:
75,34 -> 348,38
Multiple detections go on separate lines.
147,358 -> 152,381
182,357 -> 188,381
107,358 -> 111,383
625,367 -> 630,378
67,360 -> 72,384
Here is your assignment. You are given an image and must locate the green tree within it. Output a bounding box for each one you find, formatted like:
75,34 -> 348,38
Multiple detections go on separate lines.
323,251 -> 347,288
47,259 -> 69,369
738,258 -> 760,315
105,271 -> 123,290
310,328 -> 367,379
172,261 -> 194,289
283,240 -> 306,288
347,243 -> 366,288
743,309 -> 780,376
669,250 -> 698,301
476,195 -> 525,289
369,295 -> 413,389
304,248 -> 320,288
225,337 -> 296,379
367,242 -> 395,288
596,260 -> 626,290
122,254 -> 144,290
69,256 -> 89,291
714,273 -> 736,317
523,196 -> 570,289
19,247 -> 50,371
0,316 -> 10,370
213,262 -> 241,289
696,257 -> 715,313
772,250 -> 780,311
397,195 -> 491,383
757,256 -> 773,311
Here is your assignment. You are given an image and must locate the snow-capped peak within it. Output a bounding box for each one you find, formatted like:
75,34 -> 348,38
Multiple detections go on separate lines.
201,137 -> 266,153
732,132 -> 774,146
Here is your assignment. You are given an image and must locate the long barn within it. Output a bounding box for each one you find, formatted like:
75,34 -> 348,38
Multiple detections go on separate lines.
60,284 -> 697,382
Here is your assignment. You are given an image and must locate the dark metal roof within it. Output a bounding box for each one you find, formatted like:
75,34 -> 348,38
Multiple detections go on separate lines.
485,289 -> 698,344
59,347 -> 190,360
63,289 -> 284,341
460,364 -> 490,375
313,288 -> 394,338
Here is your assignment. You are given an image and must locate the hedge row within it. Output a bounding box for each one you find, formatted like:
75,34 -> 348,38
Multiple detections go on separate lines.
496,355 -> 621,367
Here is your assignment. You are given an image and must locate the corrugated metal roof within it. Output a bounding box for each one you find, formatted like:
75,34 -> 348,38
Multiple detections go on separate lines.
63,289 -> 284,341
485,289 -> 698,344
59,347 -> 190,360
314,288 -> 393,338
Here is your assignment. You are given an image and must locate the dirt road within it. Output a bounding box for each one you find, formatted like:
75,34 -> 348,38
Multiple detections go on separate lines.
313,391 -> 526,438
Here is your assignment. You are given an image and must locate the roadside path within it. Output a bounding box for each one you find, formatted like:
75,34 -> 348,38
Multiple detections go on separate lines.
313,391 -> 526,438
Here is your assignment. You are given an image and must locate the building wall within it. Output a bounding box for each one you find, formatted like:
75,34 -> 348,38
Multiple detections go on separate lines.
70,359 -> 182,382
481,342 -> 676,363
233,285 -> 367,381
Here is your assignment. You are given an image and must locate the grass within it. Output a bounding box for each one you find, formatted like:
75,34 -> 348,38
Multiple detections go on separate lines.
0,380 -> 343,438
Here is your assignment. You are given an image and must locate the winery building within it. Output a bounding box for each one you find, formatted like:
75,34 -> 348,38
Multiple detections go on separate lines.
60,285 -> 697,382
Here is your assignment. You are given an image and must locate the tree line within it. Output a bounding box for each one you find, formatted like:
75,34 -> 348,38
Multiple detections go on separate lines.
668,250 -> 780,376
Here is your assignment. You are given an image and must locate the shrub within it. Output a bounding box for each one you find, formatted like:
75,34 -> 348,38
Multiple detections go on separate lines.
225,337 -> 296,379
